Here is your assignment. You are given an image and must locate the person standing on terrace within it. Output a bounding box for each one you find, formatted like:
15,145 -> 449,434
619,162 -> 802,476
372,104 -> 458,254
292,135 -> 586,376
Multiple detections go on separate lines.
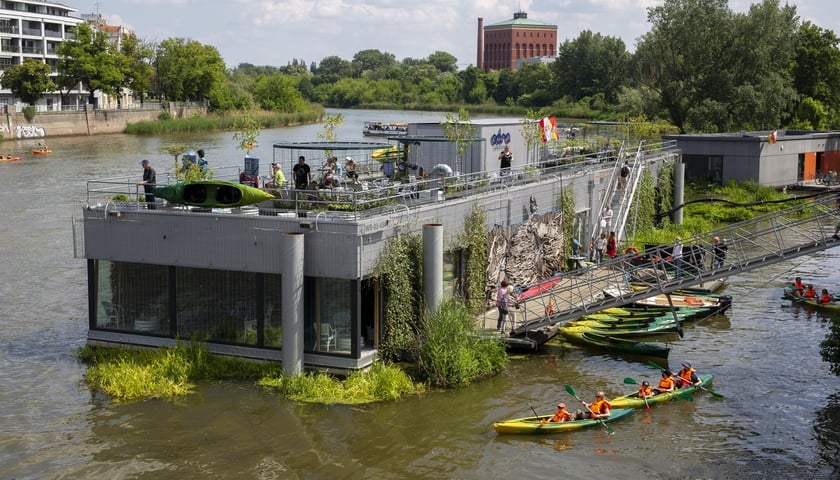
139,159 -> 156,210
293,156 -> 311,190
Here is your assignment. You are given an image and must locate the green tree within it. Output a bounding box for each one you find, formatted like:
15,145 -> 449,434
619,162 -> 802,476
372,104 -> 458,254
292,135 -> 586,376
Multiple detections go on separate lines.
56,22 -> 124,106
633,0 -> 799,132
313,56 -> 354,84
251,74 -> 305,112
232,111 -> 260,155
352,49 -> 397,77
1,58 -> 55,105
791,22 -> 840,127
119,32 -> 154,105
427,51 -> 458,73
155,38 -> 226,103
441,107 -> 477,172
553,30 -> 630,104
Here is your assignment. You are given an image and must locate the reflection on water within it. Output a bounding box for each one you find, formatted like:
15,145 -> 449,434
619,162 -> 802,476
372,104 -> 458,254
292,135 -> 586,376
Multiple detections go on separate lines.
1,110 -> 840,478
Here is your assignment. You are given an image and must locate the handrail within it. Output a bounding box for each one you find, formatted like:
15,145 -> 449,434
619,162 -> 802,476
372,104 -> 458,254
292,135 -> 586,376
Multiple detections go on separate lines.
512,193 -> 840,334
84,142 -> 681,222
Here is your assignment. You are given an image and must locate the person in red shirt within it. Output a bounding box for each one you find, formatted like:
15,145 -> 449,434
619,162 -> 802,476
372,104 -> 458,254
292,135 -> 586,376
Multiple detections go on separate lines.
605,232 -> 617,258
804,284 -> 817,299
820,289 -> 833,304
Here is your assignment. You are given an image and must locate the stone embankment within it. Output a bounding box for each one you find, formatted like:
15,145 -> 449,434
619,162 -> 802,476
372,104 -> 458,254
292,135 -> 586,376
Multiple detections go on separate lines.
0,103 -> 206,139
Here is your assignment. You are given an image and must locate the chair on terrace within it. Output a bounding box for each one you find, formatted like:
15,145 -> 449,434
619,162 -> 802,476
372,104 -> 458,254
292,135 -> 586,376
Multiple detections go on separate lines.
320,324 -> 336,352
101,301 -> 125,328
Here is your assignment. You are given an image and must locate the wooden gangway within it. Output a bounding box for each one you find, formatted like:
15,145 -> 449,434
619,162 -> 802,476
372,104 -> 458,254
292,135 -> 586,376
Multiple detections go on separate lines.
508,192 -> 840,342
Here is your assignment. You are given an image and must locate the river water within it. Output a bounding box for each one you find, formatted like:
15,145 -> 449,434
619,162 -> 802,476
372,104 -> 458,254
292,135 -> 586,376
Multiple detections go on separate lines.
1,109 -> 839,479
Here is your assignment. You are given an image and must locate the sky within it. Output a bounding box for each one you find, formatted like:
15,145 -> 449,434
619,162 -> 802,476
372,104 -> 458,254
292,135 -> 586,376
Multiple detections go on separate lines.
74,0 -> 840,70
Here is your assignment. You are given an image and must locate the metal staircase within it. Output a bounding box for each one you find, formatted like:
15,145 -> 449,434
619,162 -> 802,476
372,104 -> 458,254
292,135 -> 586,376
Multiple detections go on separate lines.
513,192 -> 840,335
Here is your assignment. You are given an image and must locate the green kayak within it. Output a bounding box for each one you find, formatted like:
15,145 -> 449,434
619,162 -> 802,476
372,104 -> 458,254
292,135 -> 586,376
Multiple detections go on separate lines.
564,321 -> 680,338
154,180 -> 274,208
610,374 -> 714,409
782,286 -> 840,315
493,408 -> 634,434
559,327 -> 671,359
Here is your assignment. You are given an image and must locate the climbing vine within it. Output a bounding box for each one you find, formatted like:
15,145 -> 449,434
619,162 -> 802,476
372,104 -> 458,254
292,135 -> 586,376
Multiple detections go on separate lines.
458,204 -> 488,316
625,169 -> 657,244
656,162 -> 675,228
372,234 -> 423,363
557,186 -> 576,268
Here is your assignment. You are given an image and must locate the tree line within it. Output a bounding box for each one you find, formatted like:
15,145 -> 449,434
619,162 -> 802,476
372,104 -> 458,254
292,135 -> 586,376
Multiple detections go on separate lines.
2,0 -> 839,134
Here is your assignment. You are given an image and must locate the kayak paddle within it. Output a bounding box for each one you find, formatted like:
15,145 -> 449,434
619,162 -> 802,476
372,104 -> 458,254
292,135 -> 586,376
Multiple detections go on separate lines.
646,360 -> 725,398
564,385 -> 615,435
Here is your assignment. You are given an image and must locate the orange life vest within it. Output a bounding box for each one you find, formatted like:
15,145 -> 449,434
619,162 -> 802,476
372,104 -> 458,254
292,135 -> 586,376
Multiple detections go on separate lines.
805,288 -> 817,299
657,376 -> 675,390
590,399 -> 610,415
820,294 -> 833,304
792,280 -> 805,294
549,408 -> 571,423
639,385 -> 654,398
678,367 -> 697,386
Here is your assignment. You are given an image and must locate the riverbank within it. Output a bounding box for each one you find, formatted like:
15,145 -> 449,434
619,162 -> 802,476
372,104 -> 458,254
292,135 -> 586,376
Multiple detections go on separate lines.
0,104 -> 324,140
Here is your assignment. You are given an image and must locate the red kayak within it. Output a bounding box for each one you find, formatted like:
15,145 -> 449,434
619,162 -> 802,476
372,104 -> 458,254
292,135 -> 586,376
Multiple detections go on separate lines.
518,276 -> 561,301
0,156 -> 21,163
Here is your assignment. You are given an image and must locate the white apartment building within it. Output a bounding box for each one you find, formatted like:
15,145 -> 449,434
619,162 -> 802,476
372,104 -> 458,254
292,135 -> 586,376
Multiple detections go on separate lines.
0,0 -> 88,111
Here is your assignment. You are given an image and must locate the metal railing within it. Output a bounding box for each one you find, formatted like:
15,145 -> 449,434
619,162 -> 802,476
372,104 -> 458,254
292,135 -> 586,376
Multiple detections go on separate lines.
85,142 -> 681,221
510,193 -> 840,334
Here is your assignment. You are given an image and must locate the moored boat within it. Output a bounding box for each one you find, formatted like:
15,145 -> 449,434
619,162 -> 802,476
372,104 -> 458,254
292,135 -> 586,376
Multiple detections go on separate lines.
363,121 -> 408,137
153,180 -> 274,208
559,327 -> 671,358
565,320 -> 680,337
609,374 -> 714,409
492,408 -> 634,434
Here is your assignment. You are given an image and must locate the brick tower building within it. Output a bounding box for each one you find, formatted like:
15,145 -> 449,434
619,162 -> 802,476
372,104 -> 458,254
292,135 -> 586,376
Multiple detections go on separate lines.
477,11 -> 557,71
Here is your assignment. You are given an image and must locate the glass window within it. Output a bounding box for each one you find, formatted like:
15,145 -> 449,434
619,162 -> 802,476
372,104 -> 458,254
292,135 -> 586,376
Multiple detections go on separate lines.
95,260 -> 169,334
315,278 -> 352,354
262,274 -> 282,348
175,267 -> 256,344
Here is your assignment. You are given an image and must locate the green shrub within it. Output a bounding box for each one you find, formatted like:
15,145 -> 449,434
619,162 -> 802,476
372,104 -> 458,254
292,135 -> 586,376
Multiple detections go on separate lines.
22,106 -> 35,122
413,299 -> 507,387
259,363 -> 424,404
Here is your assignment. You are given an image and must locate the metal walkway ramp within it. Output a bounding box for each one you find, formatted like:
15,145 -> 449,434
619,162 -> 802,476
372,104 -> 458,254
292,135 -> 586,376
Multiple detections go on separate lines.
512,192 -> 840,335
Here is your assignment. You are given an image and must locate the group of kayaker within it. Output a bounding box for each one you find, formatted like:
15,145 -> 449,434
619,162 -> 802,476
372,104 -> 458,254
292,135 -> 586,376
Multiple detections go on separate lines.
790,277 -> 833,304
639,362 -> 702,399
540,362 -> 703,424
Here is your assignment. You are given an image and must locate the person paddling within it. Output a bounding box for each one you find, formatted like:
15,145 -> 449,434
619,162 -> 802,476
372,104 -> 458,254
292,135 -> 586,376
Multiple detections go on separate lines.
583,391 -> 611,419
638,381 -> 654,399
804,284 -> 817,299
541,403 -> 572,424
819,288 -> 833,305
676,362 -> 702,388
653,369 -> 675,394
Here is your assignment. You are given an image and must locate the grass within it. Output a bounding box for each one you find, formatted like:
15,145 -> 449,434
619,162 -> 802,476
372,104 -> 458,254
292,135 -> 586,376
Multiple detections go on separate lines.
124,108 -> 323,135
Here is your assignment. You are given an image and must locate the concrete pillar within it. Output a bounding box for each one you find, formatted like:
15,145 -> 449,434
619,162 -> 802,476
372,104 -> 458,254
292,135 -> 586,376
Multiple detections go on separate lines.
673,161 -> 685,225
281,232 -> 304,375
423,224 -> 443,314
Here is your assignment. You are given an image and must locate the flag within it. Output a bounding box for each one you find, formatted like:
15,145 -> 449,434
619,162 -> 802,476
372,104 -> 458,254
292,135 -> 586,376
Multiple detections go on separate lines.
539,116 -> 558,143
768,131 -> 777,144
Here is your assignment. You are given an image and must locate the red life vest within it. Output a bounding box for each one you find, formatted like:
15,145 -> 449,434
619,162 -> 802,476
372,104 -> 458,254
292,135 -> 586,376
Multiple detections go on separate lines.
820,293 -> 833,304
